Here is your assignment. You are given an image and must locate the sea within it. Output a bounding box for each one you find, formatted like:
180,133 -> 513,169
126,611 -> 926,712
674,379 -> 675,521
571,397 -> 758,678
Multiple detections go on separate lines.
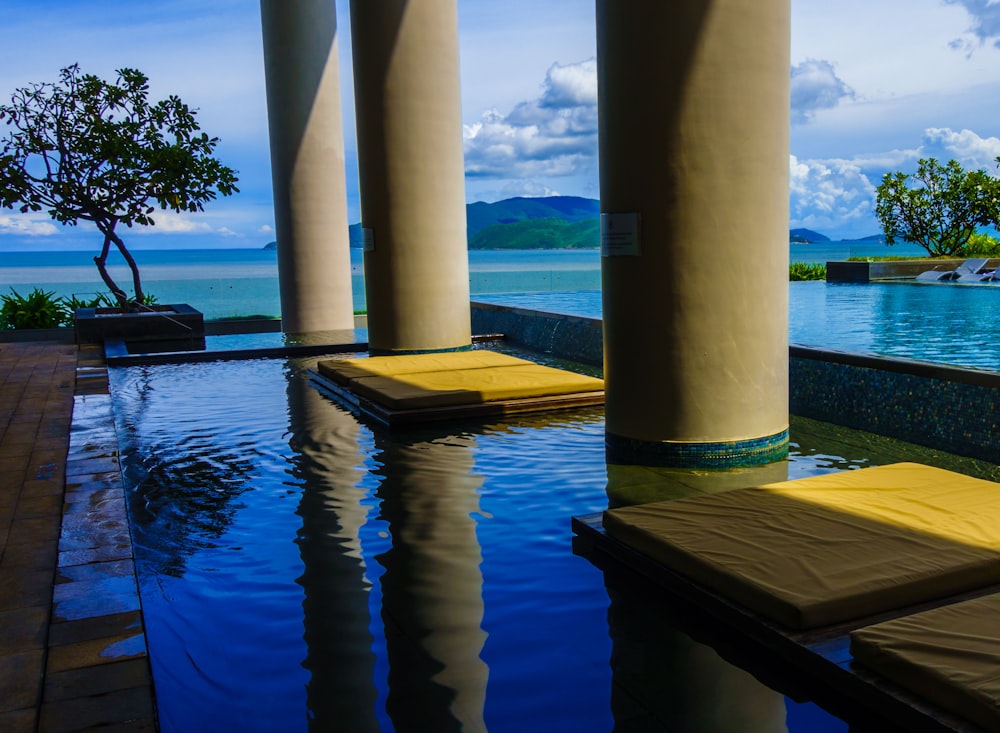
0,241 -> 926,321
12,240 -> 1000,370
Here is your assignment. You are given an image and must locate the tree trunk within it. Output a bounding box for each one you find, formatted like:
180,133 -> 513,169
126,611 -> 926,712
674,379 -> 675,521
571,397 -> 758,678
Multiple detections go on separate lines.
94,231 -> 130,310
93,221 -> 144,311
109,229 -> 145,307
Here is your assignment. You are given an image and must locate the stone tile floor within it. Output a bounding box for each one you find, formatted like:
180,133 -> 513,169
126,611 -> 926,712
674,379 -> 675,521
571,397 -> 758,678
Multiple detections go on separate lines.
0,341 -> 155,732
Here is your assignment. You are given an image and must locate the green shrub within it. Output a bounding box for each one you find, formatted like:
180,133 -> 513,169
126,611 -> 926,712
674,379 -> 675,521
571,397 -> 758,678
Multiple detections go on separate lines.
960,233 -> 1000,257
845,256 -> 922,262
0,288 -> 71,329
789,262 -> 826,281
64,293 -> 115,311
0,289 -> 162,329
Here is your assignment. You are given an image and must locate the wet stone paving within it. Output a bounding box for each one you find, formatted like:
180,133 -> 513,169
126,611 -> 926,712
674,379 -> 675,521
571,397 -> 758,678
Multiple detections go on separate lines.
0,341 -> 155,732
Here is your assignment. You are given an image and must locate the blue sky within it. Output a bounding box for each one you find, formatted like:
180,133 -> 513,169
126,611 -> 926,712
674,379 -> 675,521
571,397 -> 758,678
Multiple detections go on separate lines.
2,0 -> 1000,251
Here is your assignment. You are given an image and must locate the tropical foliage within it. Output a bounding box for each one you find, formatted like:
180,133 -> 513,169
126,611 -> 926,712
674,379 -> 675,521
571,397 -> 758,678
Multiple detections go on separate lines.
0,65 -> 238,309
874,158 -> 1000,257
0,288 -> 69,329
0,288 -> 159,329
789,262 -> 826,281
961,232 -> 1000,257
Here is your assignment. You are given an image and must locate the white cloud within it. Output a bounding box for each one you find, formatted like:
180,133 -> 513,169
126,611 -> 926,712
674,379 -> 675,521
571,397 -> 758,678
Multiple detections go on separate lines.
790,59 -> 854,124
539,59 -> 597,108
789,155 -> 878,233
463,59 -> 598,180
787,126 -> 1000,237
501,181 -> 561,198
133,211 -> 214,235
0,214 -> 58,236
945,0 -> 1000,48
921,127 -> 1000,168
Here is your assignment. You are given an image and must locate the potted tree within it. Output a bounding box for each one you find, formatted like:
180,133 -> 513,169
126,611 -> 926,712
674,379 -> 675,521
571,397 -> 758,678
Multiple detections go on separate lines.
0,64 -> 238,347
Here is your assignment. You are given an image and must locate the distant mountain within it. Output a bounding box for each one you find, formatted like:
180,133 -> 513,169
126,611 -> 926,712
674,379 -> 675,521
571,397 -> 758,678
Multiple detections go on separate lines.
469,217 -> 599,250
333,200 -> 841,250
466,196 -> 600,237
789,228 -> 830,243
345,195 -> 601,247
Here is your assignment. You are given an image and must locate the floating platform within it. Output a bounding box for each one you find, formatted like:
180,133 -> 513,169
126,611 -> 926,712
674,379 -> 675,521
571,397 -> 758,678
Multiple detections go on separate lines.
310,349 -> 604,426
573,463 -> 1000,732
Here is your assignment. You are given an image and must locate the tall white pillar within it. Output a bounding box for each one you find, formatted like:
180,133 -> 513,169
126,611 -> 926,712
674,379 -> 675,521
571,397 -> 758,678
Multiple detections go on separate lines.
599,0 -> 791,467
260,0 -> 356,334
350,0 -> 472,354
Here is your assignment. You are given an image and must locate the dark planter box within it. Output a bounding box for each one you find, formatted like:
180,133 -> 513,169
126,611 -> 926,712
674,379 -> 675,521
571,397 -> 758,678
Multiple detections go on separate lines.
75,304 -> 205,349
827,259 -> 1000,282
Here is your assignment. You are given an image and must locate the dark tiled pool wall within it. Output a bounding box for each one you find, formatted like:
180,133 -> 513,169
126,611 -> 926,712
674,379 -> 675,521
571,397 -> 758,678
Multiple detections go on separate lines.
790,347 -> 1000,463
471,302 -> 1000,462
471,302 -> 603,366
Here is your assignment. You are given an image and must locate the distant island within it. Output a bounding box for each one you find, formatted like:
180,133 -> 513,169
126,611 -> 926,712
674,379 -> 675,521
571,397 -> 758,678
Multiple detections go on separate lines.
790,228 -> 830,244
260,197 -> 880,250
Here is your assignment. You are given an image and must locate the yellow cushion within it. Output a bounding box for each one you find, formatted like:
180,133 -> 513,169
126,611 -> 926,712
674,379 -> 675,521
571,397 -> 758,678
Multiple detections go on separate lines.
603,463 -> 1000,629
850,594 -> 1000,732
317,350 -> 532,385
350,364 -> 604,410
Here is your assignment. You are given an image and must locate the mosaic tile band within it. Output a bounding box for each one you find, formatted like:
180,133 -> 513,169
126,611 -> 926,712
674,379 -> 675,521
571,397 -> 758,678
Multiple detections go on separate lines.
606,429 -> 791,468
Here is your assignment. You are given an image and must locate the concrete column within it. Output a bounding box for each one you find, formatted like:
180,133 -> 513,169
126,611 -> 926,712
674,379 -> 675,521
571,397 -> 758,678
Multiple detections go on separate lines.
350,0 -> 472,354
598,0 -> 790,467
260,0 -> 355,334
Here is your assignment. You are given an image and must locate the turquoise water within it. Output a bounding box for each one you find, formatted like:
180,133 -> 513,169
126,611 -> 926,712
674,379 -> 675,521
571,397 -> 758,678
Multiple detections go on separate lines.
12,243 -> 998,370
0,242 -> 925,320
1,248 -> 607,318
478,280 -> 1000,372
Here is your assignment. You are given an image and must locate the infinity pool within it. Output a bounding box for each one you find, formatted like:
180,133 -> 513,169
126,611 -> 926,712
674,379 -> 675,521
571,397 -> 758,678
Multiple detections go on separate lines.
477,280 -> 1000,371
110,343 -> 992,732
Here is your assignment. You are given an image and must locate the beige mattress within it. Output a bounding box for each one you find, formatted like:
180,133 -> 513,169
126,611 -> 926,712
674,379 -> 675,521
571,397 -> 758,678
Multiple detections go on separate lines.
851,593 -> 1000,732
316,350 -> 604,411
317,350 -> 532,385
603,463 -> 1000,629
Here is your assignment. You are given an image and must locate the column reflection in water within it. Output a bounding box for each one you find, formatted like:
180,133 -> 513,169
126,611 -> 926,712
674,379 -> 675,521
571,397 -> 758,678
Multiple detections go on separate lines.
285,367 -> 379,731
372,430 -> 489,733
603,463 -> 791,731
607,580 -> 788,733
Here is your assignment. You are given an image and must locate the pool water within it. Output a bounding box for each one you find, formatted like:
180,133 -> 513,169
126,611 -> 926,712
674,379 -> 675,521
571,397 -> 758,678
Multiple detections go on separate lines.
477,280 -> 1000,371
110,348 -> 990,732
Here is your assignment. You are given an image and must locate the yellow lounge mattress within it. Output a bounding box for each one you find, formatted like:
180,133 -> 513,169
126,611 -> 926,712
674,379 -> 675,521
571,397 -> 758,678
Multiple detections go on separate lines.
316,351 -> 533,385
603,463 -> 1000,630
316,350 -> 604,411
850,594 -> 1000,732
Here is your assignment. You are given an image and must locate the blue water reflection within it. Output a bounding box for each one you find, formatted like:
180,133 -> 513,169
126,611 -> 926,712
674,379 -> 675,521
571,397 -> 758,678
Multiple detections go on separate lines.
109,354 -> 919,732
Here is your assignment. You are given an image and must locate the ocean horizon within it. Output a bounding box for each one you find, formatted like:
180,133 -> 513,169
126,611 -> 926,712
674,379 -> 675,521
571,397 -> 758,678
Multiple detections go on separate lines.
1,241 -> 929,320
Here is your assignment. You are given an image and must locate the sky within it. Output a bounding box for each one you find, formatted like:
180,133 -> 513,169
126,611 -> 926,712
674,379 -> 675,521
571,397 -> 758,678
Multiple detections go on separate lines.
2,0 -> 1000,251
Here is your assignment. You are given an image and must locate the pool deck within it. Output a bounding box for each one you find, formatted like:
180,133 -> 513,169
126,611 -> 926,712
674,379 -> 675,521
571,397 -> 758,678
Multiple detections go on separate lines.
0,341 -> 155,732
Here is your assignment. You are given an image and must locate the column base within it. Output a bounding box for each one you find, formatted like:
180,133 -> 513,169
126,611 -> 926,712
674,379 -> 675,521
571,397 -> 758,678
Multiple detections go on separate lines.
606,429 -> 789,469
